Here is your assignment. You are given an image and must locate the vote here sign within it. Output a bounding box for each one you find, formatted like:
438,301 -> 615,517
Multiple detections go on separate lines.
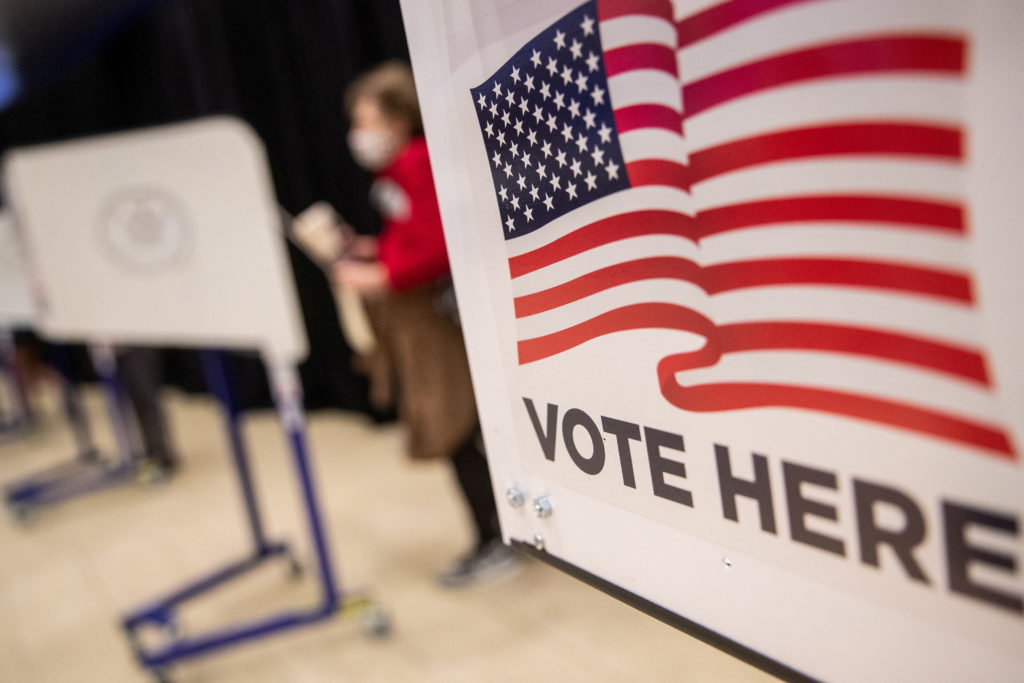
402,1 -> 1024,679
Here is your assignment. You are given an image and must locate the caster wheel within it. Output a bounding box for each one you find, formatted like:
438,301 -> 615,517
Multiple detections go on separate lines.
125,632 -> 145,661
361,605 -> 392,639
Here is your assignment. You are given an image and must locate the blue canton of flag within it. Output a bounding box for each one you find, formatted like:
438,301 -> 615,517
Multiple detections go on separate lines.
470,0 -> 630,240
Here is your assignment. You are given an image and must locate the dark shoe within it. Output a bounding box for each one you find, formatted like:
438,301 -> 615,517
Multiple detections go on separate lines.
437,540 -> 523,589
136,456 -> 178,485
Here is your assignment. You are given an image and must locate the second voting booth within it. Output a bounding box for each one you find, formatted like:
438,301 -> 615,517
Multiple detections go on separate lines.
0,213 -> 33,433
401,0 -> 1024,680
1,210 -> 147,513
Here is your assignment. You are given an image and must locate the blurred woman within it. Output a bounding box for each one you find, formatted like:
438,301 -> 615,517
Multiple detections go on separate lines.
335,62 -> 518,587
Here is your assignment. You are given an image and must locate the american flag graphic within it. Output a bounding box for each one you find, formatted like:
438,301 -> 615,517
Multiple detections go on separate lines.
470,0 -> 1015,458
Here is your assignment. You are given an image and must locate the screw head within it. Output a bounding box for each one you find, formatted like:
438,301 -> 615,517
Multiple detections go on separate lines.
533,533 -> 545,551
532,495 -> 553,519
505,486 -> 525,508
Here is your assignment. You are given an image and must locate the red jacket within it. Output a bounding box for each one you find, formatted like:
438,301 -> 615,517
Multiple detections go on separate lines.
375,137 -> 450,291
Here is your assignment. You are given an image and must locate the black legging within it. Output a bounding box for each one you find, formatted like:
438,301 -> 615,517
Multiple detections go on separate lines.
117,347 -> 175,467
450,430 -> 500,550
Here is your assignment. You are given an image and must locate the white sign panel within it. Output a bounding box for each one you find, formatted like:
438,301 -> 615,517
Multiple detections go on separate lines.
402,0 -> 1024,679
3,117 -> 306,362
0,211 -> 35,327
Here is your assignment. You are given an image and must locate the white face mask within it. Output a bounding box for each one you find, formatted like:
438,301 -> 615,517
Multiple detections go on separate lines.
347,128 -> 401,172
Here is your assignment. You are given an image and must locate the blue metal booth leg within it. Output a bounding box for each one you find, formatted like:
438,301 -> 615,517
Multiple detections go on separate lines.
3,344 -> 139,517
0,328 -> 32,437
199,350 -> 275,558
122,352 -> 358,676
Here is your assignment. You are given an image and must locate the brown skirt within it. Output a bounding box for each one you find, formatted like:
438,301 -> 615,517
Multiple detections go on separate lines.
362,286 -> 478,461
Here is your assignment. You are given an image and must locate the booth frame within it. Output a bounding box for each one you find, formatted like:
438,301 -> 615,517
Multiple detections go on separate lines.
121,351 -> 388,681
3,344 -> 140,520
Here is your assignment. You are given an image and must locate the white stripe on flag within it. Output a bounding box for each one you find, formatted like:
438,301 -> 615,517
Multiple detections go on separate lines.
693,159 -> 964,211
607,71 -> 682,111
685,76 -> 964,152
711,288 -> 983,346
676,0 -> 729,18
599,14 -> 677,52
699,225 -> 972,272
618,129 -> 687,165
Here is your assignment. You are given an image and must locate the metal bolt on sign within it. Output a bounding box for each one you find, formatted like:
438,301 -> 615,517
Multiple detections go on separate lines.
533,495 -> 553,519
506,486 -> 525,508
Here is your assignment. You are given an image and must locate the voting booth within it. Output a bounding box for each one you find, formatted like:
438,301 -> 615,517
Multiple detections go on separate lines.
4,117 -> 305,361
401,0 -> 1024,679
4,117 -> 383,678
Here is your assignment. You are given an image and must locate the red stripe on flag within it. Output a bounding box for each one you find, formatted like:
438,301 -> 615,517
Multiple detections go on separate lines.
508,210 -> 694,278
514,256 -> 972,317
677,0 -> 823,48
598,0 -> 674,22
518,302 -> 714,363
702,258 -> 973,301
695,195 -> 965,238
684,35 -> 965,119
614,103 -> 682,133
689,122 -> 962,184
626,159 -> 690,191
604,44 -> 678,77
719,321 -> 989,384
514,256 -> 701,316
657,376 -> 1014,456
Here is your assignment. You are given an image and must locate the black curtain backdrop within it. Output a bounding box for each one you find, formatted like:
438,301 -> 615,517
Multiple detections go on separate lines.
0,0 -> 410,413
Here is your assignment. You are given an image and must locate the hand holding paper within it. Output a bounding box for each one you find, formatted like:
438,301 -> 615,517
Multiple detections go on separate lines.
333,259 -> 387,297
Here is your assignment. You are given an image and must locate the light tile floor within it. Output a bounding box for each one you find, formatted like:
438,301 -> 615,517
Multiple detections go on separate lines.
0,385 -> 777,682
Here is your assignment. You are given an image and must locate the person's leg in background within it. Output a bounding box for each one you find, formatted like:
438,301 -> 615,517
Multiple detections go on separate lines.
452,429 -> 499,547
116,347 -> 179,480
439,428 -> 521,588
